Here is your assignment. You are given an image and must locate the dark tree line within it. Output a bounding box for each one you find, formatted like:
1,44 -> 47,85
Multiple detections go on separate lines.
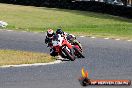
0,0 -> 131,6
0,0 -> 72,7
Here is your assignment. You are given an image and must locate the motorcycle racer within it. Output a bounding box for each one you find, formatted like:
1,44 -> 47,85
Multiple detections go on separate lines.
66,34 -> 82,51
50,34 -> 60,56
45,29 -> 55,47
50,34 -> 71,57
51,34 -> 75,60
45,28 -> 83,59
56,28 -> 82,49
44,29 -> 59,57
66,34 -> 85,58
56,28 -> 68,39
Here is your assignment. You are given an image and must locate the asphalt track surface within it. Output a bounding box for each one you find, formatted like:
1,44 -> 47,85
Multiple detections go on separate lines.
0,30 -> 132,88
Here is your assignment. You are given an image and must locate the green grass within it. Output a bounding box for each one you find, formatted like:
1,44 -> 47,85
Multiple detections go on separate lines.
0,3 -> 132,39
0,49 -> 55,66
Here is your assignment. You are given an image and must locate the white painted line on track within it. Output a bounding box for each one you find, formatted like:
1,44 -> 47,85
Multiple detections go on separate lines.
115,39 -> 120,41
22,31 -> 27,32
33,32 -> 39,34
127,40 -> 132,42
6,30 -> 13,32
80,36 -> 85,37
104,38 -> 109,40
1,60 -> 62,68
91,37 -> 96,39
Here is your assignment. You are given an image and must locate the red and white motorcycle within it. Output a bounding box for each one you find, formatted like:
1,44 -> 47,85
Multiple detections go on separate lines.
52,34 -> 75,61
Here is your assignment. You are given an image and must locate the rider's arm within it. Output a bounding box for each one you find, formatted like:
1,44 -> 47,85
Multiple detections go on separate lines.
45,36 -> 49,44
74,40 -> 82,49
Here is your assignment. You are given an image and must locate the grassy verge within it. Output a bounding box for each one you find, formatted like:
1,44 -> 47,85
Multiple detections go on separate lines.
0,3 -> 132,39
0,49 -> 55,66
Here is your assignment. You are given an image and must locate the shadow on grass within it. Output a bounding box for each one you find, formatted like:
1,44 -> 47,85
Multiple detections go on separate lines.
40,7 -> 132,23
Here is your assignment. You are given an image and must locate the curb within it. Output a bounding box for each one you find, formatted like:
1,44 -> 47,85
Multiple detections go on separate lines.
0,60 -> 62,68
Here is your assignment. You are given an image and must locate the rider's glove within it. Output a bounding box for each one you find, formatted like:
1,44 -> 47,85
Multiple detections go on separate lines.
45,38 -> 48,44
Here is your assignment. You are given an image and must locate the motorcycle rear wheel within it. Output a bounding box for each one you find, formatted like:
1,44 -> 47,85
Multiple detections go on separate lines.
62,47 -> 75,61
73,47 -> 85,58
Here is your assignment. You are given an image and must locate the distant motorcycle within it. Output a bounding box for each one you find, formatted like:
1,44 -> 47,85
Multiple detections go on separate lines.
52,34 -> 75,61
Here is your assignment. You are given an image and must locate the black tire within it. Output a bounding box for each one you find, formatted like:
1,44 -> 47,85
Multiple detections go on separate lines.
62,47 -> 75,61
73,47 -> 85,58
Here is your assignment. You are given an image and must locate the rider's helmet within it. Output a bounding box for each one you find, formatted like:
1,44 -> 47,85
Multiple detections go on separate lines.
70,34 -> 76,39
47,29 -> 54,38
66,34 -> 75,43
52,34 -> 59,41
56,28 -> 64,35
